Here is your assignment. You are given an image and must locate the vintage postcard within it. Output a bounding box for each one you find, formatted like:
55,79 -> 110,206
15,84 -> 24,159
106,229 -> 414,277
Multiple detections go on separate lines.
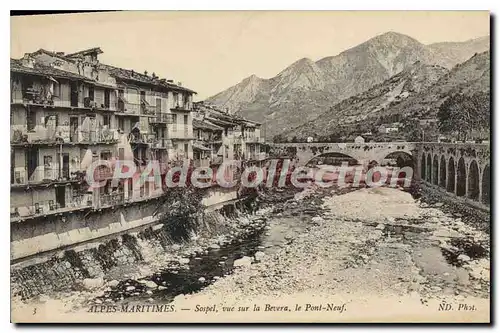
10,11 -> 490,323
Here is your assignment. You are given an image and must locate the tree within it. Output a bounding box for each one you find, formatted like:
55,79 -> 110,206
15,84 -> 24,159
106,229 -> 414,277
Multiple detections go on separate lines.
156,187 -> 206,242
273,134 -> 286,143
438,92 -> 490,141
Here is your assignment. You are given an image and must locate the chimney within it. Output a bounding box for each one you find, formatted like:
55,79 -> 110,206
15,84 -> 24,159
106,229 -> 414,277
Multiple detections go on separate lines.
167,79 -> 174,83
144,70 -> 148,76
177,82 -> 182,86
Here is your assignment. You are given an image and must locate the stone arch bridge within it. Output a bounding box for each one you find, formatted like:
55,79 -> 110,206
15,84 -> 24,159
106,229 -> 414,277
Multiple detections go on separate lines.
417,142 -> 490,209
268,142 -> 417,167
269,141 -> 490,210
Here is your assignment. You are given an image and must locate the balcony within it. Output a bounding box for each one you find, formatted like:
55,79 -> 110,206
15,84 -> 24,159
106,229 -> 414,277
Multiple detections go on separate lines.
193,159 -> 211,168
117,100 -> 140,115
169,126 -> 194,140
150,138 -> 170,149
211,156 -> 224,165
77,128 -> 119,144
11,168 -> 83,187
150,113 -> 172,124
97,192 -> 126,208
19,87 -> 55,106
128,132 -> 156,145
10,194 -> 92,222
141,103 -> 156,116
247,152 -> 268,161
171,102 -> 192,112
11,126 -> 119,146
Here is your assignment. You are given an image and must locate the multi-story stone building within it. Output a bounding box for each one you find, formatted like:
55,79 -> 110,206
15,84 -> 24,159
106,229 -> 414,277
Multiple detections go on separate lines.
192,102 -> 267,168
10,47 -> 196,222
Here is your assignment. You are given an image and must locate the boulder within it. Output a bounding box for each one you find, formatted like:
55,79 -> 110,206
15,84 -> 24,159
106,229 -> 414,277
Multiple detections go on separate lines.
233,256 -> 253,268
209,244 -> 221,250
457,254 -> 471,262
375,224 -> 385,230
254,251 -> 266,262
125,286 -> 136,292
107,280 -> 119,288
171,244 -> 181,251
198,277 -> 206,283
178,258 -> 190,265
82,277 -> 104,290
158,286 -> 167,291
139,280 -> 158,289
311,216 -> 324,223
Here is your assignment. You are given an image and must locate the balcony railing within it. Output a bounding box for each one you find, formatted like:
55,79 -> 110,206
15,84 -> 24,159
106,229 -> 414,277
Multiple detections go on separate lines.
98,192 -> 126,208
171,102 -> 192,112
141,103 -> 156,115
150,138 -> 169,149
211,156 -> 224,165
128,132 -> 156,144
11,168 -> 82,186
150,113 -> 172,124
246,152 -> 268,161
169,126 -> 194,139
10,194 -> 92,221
11,126 -> 119,145
21,87 -> 54,106
194,159 -> 211,168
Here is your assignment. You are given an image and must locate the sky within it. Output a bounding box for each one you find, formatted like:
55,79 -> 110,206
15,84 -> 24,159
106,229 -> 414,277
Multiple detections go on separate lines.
11,11 -> 490,100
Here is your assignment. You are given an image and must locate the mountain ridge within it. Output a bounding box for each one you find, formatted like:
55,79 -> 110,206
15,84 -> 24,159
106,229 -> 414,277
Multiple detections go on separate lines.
205,32 -> 490,138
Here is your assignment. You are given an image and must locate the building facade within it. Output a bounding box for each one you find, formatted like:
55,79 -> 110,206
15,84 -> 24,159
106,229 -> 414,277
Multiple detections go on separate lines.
10,47 -> 197,222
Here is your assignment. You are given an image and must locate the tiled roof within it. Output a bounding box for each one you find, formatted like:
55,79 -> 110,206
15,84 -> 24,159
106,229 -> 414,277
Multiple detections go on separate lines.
10,59 -> 90,81
15,47 -> 197,95
66,47 -> 103,58
29,49 -> 74,62
101,64 -> 197,94
193,119 -> 223,131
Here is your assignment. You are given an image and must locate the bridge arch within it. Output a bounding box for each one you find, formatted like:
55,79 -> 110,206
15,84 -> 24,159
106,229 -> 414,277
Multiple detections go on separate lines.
482,165 -> 490,206
305,152 -> 358,167
432,155 -> 439,185
426,153 -> 432,183
467,160 -> 480,201
439,155 -> 446,188
457,157 -> 466,197
420,154 -> 426,181
447,157 -> 455,193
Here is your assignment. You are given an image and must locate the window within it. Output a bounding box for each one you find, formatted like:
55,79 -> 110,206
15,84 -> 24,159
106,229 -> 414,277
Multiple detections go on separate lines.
88,85 -> 94,101
100,150 -> 112,160
184,115 -> 188,125
27,109 -> 36,131
184,143 -> 189,153
118,118 -> 124,131
103,115 -> 111,127
172,114 -> 177,131
53,82 -> 61,97
173,93 -> 179,106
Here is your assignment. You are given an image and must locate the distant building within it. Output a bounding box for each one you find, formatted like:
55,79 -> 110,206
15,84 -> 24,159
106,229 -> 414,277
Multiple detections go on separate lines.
307,136 -> 314,143
378,124 -> 399,134
419,118 -> 438,126
354,136 -> 365,144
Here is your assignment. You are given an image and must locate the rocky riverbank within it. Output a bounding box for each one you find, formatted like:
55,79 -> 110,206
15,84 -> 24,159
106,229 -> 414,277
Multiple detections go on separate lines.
11,184 -> 490,322
168,185 -> 490,322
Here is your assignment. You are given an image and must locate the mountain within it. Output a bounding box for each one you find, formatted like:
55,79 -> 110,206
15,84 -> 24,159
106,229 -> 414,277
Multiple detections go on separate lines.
205,32 -> 489,138
286,50 -> 490,140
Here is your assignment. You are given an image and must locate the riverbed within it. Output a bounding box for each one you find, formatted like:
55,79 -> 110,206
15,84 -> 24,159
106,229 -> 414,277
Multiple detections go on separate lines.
11,185 -> 490,322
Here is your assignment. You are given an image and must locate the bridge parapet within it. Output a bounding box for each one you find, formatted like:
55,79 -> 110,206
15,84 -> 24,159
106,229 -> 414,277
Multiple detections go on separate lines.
269,142 -> 417,166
